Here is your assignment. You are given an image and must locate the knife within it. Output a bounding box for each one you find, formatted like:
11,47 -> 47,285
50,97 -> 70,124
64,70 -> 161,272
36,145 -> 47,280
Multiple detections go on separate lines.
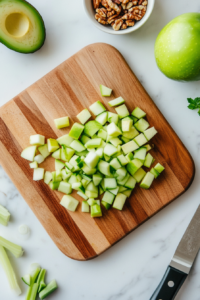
150,204 -> 200,300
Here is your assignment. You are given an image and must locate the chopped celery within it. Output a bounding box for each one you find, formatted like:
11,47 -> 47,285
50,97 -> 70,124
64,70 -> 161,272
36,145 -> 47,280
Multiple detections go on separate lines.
22,274 -> 31,286
0,236 -> 23,258
37,269 -> 46,292
0,245 -> 21,295
0,205 -> 10,226
39,280 -> 58,299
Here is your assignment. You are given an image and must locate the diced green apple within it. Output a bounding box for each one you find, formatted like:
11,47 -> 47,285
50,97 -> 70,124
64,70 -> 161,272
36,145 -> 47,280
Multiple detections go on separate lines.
98,160 -> 111,176
124,176 -> 136,189
33,168 -> 44,181
127,159 -> 143,176
44,171 -> 52,184
77,109 -> 91,124
57,134 -> 74,147
21,146 -> 37,161
52,149 -> 61,159
29,161 -> 38,169
133,168 -> 146,183
143,153 -> 154,168
96,111 -> 108,125
134,147 -> 147,161
58,181 -> 72,194
108,96 -> 125,107
134,118 -> 149,132
54,116 -> 69,129
60,195 -> 79,212
122,126 -> 139,139
100,85 -> 112,97
70,140 -> 85,152
85,138 -> 102,149
131,107 -> 146,119
107,122 -> 122,137
82,201 -> 90,213
34,154 -> 45,164
108,112 -> 119,124
47,139 -> 59,152
122,140 -> 139,154
38,144 -> 50,159
113,193 -> 127,210
89,101 -> 106,116
134,133 -> 148,147
143,127 -> 157,141
55,159 -> 65,171
104,144 -> 118,156
30,134 -> 45,146
102,191 -> 115,204
69,123 -> 84,140
85,152 -> 99,168
121,117 -> 133,132
154,163 -> 165,173
140,172 -> 154,189
150,168 -> 160,178
115,104 -> 129,119
91,205 -> 102,217
84,120 -> 102,137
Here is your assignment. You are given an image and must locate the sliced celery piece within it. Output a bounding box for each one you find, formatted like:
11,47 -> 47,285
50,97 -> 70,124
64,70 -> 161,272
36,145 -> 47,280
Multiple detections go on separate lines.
0,245 -> 21,295
37,269 -> 46,293
0,236 -> 23,258
0,205 -> 10,226
39,280 -> 58,299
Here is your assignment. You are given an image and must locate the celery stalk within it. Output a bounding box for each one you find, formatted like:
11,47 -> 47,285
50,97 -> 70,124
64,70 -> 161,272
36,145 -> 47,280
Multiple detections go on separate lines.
0,236 -> 24,258
39,280 -> 58,299
30,263 -> 41,283
0,245 -> 21,295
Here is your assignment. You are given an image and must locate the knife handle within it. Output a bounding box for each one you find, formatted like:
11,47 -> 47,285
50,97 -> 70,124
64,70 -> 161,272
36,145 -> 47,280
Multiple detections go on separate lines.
150,266 -> 187,300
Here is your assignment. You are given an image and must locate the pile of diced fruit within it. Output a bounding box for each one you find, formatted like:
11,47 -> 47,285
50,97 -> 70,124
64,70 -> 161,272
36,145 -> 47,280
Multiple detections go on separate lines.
21,85 -> 164,217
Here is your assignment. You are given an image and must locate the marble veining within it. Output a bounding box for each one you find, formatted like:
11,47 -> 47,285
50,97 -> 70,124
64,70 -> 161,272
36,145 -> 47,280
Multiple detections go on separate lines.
1,0 -> 200,299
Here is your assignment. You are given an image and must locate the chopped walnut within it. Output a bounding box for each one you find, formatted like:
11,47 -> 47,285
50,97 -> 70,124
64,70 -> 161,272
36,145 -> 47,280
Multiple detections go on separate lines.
126,2 -> 134,9
112,0 -> 121,4
112,19 -> 123,30
96,8 -> 107,18
107,14 -> 121,24
122,13 -> 135,20
142,1 -> 148,5
126,20 -> 135,26
121,3 -> 126,9
93,0 -> 101,9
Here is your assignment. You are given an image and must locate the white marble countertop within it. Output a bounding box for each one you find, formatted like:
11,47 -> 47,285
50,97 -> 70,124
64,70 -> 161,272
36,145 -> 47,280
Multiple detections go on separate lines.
1,0 -> 200,299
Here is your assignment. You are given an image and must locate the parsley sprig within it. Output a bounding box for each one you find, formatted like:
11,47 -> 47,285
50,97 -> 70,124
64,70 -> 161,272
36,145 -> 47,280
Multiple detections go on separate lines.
187,97 -> 200,116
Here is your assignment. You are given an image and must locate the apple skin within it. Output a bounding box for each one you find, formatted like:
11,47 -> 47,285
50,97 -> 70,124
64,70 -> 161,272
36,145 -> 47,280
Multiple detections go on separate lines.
155,13 -> 200,82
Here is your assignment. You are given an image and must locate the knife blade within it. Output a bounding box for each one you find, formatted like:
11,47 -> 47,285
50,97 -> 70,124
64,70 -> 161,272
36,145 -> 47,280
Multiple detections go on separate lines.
150,204 -> 200,300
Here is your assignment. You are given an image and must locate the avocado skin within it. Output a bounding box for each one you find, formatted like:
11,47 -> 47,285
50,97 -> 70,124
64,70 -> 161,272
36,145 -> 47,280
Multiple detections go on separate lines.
0,0 -> 46,54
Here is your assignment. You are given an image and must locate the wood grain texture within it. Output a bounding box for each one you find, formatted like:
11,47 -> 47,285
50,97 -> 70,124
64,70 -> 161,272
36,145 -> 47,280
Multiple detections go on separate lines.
0,43 -> 195,260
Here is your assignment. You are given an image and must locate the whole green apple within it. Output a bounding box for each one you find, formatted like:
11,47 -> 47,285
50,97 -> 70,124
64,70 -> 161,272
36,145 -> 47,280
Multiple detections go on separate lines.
155,13 -> 200,82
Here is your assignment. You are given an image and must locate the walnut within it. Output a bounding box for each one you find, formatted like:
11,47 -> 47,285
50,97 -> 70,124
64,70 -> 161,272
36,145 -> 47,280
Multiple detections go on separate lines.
107,0 -> 121,13
120,0 -> 130,3
93,0 -> 101,9
112,19 -> 123,30
126,20 -> 135,26
112,0 -> 121,4
128,5 -> 146,20
142,0 -> 148,5
101,0 -> 109,8
126,2 -> 134,9
107,14 -> 121,24
122,13 -> 135,20
107,9 -> 115,17
95,13 -> 107,21
121,23 -> 128,29
96,8 -> 107,18
132,0 -> 138,4
121,4 -> 126,9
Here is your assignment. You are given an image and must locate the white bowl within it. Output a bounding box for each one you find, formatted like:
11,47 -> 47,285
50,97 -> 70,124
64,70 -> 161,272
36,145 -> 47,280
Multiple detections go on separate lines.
83,0 -> 155,35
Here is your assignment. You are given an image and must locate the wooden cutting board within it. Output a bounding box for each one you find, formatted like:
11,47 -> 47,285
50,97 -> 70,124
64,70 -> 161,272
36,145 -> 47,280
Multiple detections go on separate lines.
0,43 -> 195,261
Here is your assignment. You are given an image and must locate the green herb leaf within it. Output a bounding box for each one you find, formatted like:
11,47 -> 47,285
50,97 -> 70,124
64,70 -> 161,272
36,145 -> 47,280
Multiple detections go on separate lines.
187,97 -> 200,115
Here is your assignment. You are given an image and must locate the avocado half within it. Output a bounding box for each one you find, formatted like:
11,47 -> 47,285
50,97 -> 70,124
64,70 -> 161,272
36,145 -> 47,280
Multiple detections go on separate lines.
0,0 -> 46,53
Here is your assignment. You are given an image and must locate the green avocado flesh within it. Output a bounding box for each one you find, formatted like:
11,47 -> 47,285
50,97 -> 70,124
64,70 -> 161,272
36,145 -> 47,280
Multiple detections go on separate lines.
0,0 -> 45,53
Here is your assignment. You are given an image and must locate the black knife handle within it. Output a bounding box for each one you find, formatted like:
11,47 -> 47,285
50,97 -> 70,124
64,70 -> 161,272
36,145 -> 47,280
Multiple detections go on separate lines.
150,266 -> 187,300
